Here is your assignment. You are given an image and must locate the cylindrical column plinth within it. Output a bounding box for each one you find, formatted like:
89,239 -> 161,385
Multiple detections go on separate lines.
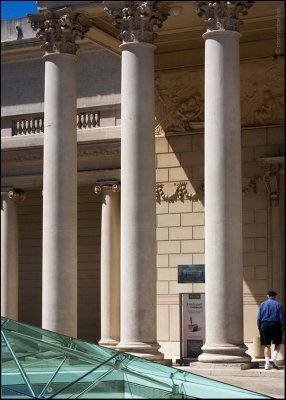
42,53 -> 77,337
118,42 -> 163,360
1,191 -> 23,319
98,187 -> 120,346
199,30 -> 251,363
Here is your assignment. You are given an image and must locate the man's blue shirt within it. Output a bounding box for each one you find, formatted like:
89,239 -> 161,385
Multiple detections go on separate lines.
257,298 -> 285,329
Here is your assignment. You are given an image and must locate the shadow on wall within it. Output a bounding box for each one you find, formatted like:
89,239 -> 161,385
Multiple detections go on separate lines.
1,45 -> 121,109
16,186 -> 102,344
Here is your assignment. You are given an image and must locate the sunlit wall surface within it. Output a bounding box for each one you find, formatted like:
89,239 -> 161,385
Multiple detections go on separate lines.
1,317 -> 270,399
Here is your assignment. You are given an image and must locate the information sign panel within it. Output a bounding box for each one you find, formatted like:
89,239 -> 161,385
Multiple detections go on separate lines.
181,293 -> 205,359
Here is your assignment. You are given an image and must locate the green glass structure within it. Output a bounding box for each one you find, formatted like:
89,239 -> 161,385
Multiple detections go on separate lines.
1,317 -> 270,399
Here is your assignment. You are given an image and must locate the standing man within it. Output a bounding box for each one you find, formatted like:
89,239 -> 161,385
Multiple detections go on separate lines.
257,290 -> 285,370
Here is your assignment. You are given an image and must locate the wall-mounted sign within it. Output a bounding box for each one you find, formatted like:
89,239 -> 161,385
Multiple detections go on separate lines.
178,264 -> 205,283
179,293 -> 205,362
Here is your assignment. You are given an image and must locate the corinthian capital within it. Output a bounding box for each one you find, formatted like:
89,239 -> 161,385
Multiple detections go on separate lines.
194,1 -> 254,32
104,1 -> 169,44
28,8 -> 93,54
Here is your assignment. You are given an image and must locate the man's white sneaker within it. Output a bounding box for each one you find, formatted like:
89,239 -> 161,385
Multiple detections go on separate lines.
264,364 -> 271,370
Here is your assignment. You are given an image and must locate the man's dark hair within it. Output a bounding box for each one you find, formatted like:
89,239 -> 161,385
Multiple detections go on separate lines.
267,290 -> 277,297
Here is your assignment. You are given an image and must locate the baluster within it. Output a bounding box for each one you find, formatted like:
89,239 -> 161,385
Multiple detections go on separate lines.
25,120 -> 29,134
16,120 -> 21,135
18,120 -> 22,134
90,112 -> 95,127
13,121 -> 20,136
40,117 -> 44,133
27,119 -> 32,134
95,112 -> 100,127
20,120 -> 25,135
34,118 -> 38,133
78,114 -> 83,129
83,113 -> 87,129
87,112 -> 92,128
31,118 -> 35,134
38,118 -> 42,133
91,112 -> 97,127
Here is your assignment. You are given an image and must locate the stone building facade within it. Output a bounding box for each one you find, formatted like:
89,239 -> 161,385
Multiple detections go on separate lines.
1,1 -> 284,363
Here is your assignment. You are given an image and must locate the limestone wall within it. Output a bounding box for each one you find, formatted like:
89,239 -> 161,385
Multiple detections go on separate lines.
1,45 -> 121,128
155,125 -> 284,360
17,186 -> 102,343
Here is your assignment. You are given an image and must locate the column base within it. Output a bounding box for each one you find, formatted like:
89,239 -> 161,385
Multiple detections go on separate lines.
116,342 -> 164,361
98,339 -> 119,348
198,344 -> 252,363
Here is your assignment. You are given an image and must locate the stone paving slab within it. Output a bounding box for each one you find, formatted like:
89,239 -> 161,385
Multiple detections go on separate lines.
173,364 -> 285,399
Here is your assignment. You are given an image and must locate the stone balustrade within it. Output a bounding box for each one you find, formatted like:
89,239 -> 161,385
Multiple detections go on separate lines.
12,116 -> 44,135
77,111 -> 100,129
12,110 -> 100,135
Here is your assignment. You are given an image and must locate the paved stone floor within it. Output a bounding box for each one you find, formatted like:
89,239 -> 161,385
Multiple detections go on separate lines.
172,364 -> 285,398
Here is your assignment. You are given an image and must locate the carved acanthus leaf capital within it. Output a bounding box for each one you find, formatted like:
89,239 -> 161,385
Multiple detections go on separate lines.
28,7 -> 93,54
194,1 -> 254,32
104,1 -> 169,44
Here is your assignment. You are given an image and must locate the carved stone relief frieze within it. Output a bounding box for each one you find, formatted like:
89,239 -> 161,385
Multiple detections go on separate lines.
240,59 -> 284,126
155,71 -> 204,135
155,58 -> 284,135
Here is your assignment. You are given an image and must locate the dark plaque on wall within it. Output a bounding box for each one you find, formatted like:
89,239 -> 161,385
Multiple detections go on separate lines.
178,265 -> 205,283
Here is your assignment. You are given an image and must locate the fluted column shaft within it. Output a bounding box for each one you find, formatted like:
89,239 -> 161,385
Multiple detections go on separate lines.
96,183 -> 120,346
1,190 -> 25,319
195,1 -> 254,363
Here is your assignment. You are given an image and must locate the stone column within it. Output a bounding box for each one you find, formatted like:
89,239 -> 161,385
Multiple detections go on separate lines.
29,9 -> 92,337
95,181 -> 121,347
194,1 -> 254,363
1,189 -> 25,319
105,2 -> 168,360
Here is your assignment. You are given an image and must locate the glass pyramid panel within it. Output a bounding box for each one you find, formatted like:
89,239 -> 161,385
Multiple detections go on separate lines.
1,317 -> 271,399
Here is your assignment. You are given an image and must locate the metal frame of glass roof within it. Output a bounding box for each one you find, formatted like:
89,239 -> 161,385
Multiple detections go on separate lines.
1,317 -> 271,399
